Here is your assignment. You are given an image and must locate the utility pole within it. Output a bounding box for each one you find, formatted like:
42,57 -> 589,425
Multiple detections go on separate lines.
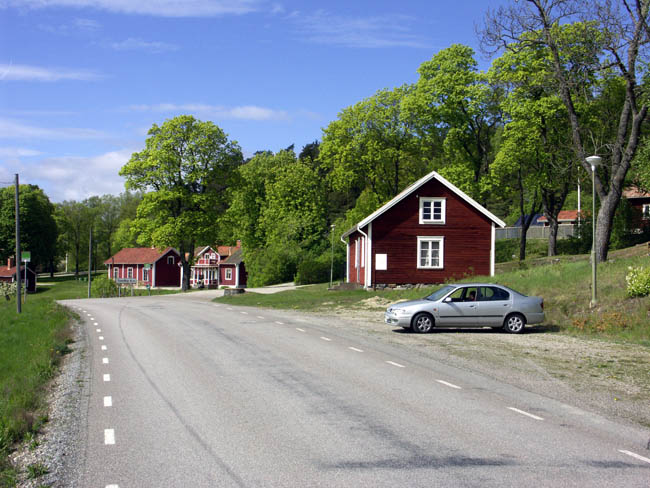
15,174 -> 21,313
88,225 -> 92,299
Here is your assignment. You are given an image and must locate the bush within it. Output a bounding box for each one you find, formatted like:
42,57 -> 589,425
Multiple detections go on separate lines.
626,266 -> 650,297
0,282 -> 16,301
295,255 -> 330,285
91,275 -> 118,298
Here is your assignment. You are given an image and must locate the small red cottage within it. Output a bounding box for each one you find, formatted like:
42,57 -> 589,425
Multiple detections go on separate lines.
219,248 -> 247,288
189,246 -> 220,288
104,247 -> 181,288
623,186 -> 650,230
0,258 -> 37,292
342,170 -> 506,288
537,210 -> 582,226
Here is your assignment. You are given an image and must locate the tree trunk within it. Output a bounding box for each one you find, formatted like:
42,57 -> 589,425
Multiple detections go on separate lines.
595,191 -> 620,262
182,260 -> 191,291
548,218 -> 559,256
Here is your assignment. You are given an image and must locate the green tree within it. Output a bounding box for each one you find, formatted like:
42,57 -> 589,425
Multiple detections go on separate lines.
119,115 -> 243,290
0,184 -> 58,274
56,200 -> 91,276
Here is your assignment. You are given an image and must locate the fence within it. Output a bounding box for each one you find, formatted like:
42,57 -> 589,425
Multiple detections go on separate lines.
495,224 -> 576,240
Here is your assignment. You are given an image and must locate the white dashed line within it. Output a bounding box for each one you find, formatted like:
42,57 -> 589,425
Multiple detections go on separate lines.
102,358 -> 109,364
96,328 -> 101,332
106,485 -> 119,488
93,322 -> 99,326
227,307 -> 233,311
257,316 -> 264,319
386,361 -> 405,368
104,396 -> 112,407
101,345 -> 107,351
296,328 -> 305,332
103,374 -> 111,382
618,449 -> 650,464
348,347 -> 364,352
507,407 -> 544,421
240,311 -> 248,315
275,321 -> 284,325
320,336 -> 332,342
436,379 -> 462,390
99,336 -> 104,341
104,429 -> 115,445
87,313 -> 91,317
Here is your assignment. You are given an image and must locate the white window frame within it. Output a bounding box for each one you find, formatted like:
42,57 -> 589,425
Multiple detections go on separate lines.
127,267 -> 133,279
113,267 -> 119,280
417,236 -> 444,269
167,256 -> 174,265
225,268 -> 233,281
642,203 -> 650,220
143,268 -> 149,282
360,236 -> 365,266
419,197 -> 446,224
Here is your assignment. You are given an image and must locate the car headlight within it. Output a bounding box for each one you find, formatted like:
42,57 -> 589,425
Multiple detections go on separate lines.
394,308 -> 411,316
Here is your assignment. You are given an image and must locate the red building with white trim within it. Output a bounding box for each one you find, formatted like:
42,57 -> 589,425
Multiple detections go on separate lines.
342,171 -> 506,288
104,247 -> 181,288
219,248 -> 247,288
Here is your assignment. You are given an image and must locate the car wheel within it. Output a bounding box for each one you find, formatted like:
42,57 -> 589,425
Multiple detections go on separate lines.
503,313 -> 526,334
411,313 -> 434,333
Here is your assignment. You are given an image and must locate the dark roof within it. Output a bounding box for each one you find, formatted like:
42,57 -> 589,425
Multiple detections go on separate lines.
514,214 -> 544,227
104,247 -> 178,265
222,248 -> 243,265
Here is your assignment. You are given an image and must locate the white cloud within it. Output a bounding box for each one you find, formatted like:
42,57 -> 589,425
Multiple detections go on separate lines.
0,118 -> 108,139
128,103 -> 290,121
0,63 -> 102,82
110,38 -> 179,53
26,149 -> 132,201
73,17 -> 100,30
1,0 -> 263,17
290,10 -> 430,49
38,17 -> 100,34
0,147 -> 42,157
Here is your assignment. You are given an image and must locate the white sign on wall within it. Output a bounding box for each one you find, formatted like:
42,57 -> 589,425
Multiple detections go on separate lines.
375,253 -> 387,270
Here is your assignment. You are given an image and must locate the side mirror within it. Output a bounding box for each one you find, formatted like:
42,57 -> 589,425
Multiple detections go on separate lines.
443,297 -> 451,303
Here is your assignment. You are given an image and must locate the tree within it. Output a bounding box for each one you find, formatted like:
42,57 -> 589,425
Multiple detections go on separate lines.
482,0 -> 650,261
402,44 -> 503,201
119,115 -> 243,290
56,200 -> 91,276
0,184 -> 58,273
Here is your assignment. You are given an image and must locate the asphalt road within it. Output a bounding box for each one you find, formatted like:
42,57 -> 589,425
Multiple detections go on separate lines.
62,292 -> 650,487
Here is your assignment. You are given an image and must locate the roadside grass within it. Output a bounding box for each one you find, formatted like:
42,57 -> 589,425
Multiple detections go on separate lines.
0,276 -> 184,486
215,245 -> 650,347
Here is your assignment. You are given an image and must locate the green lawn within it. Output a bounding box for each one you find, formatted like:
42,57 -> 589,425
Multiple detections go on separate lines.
216,249 -> 650,347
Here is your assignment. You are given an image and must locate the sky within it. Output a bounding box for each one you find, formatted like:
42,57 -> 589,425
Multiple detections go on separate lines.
0,0 -> 501,202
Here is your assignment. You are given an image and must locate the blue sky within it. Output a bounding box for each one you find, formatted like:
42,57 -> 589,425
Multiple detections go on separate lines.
0,0 -> 500,201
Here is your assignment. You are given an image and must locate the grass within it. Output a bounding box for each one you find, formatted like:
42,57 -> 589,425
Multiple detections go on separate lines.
216,243 -> 650,347
0,274 -> 185,486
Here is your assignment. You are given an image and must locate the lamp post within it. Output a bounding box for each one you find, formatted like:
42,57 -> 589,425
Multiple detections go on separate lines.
586,155 -> 602,307
330,224 -> 335,288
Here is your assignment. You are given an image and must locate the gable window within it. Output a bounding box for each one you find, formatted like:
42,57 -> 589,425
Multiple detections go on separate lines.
417,236 -> 444,269
419,198 -> 446,224
643,204 -> 650,220
225,268 -> 232,281
167,256 -> 174,265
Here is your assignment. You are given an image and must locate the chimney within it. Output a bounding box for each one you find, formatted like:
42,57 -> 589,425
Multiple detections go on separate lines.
236,240 -> 242,248
8,257 -> 15,269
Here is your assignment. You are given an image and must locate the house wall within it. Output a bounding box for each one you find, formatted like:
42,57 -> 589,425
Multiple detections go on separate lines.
348,231 -> 367,285
354,178 -> 492,286
238,262 -> 248,287
628,197 -> 650,229
109,264 -> 152,285
154,250 -> 181,287
220,264 -> 236,286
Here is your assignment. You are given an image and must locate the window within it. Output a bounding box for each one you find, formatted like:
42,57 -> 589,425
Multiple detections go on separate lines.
643,204 -> 650,220
417,236 -> 444,269
113,267 -> 118,280
225,268 -> 232,281
355,239 -> 359,267
167,256 -> 174,265
143,268 -> 149,282
419,198 -> 446,224
127,267 -> 133,279
478,286 -> 510,301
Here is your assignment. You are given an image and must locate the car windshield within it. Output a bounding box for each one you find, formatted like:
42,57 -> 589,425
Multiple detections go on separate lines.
425,285 -> 455,301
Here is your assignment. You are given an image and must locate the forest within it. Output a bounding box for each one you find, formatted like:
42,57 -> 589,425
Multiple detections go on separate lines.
2,0 -> 650,289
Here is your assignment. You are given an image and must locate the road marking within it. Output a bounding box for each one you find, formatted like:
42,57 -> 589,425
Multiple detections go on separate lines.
93,322 -> 99,326
227,307 -> 233,310
104,429 -> 115,445
101,345 -> 107,351
320,336 -> 332,342
87,313 -> 91,317
102,358 -> 109,364
240,311 -> 248,315
99,336 -> 104,341
436,379 -> 462,390
275,321 -> 284,325
106,485 -> 119,488
257,316 -> 265,319
103,374 -> 110,382
618,449 -> 650,464
349,347 -> 364,352
507,407 -> 544,421
386,361 -> 405,368
296,328 -> 305,332
104,396 -> 112,407
96,328 -> 101,332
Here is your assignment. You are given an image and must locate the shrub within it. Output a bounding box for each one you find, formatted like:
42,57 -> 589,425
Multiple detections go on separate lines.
0,282 -> 16,301
295,255 -> 330,285
91,275 -> 118,298
625,266 -> 650,297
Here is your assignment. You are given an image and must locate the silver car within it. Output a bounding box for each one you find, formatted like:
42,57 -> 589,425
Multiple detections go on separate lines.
384,283 -> 544,334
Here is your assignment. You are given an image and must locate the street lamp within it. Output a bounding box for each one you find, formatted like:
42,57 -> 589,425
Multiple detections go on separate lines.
586,155 -> 602,307
329,224 -> 335,288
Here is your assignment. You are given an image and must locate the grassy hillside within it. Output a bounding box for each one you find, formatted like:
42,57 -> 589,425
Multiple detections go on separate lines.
216,243 -> 650,347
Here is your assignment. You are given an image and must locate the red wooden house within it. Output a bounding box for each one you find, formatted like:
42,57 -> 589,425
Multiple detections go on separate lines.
189,246 -> 220,288
0,257 -> 37,292
623,186 -> 650,230
219,248 -> 247,288
342,171 -> 506,288
104,247 -> 181,288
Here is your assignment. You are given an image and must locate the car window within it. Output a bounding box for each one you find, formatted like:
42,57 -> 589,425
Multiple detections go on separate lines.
447,287 -> 465,302
425,285 -> 455,301
480,286 -> 510,301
